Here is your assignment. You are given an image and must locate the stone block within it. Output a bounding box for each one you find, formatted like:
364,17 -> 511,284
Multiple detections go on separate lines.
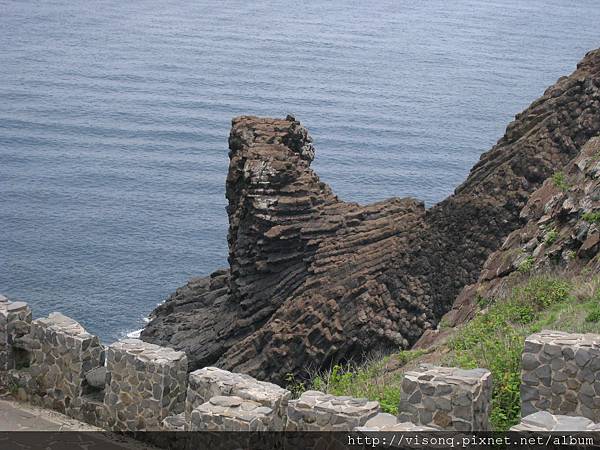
189,395 -> 275,431
162,413 -> 186,431
521,330 -> 600,422
398,364 -> 492,431
186,366 -> 290,430
511,411 -> 600,431
28,312 -> 103,417
286,390 -> 379,431
104,338 -> 187,431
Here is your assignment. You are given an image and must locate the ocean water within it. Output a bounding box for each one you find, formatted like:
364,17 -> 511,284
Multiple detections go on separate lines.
1,0 -> 599,343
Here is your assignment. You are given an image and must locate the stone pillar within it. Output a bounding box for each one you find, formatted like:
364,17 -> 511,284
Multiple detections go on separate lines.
398,364 -> 492,431
29,312 -> 104,415
186,366 -> 290,430
511,411 -> 600,432
104,338 -> 187,431
286,390 -> 379,431
521,330 -> 600,421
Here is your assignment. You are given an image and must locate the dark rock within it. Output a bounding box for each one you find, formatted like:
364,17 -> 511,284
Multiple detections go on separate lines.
143,48 -> 600,382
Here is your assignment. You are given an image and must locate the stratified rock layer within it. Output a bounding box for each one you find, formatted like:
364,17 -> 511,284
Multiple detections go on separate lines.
143,115 -> 427,381
142,49 -> 600,383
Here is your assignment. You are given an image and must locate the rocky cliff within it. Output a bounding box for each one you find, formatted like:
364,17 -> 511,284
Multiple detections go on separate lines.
432,135 -> 600,338
142,48 -> 600,383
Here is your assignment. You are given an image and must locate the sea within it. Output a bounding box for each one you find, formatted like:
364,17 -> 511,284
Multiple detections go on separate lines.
1,0 -> 599,343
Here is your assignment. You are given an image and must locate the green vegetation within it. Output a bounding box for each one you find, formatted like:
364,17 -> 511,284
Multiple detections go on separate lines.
287,350 -> 427,415
310,359 -> 402,414
544,228 -> 558,245
517,255 -> 535,273
446,275 -> 600,431
551,171 -> 570,192
287,274 -> 600,432
582,211 -> 600,224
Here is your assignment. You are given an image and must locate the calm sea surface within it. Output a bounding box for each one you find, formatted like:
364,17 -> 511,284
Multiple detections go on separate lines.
1,0 -> 599,342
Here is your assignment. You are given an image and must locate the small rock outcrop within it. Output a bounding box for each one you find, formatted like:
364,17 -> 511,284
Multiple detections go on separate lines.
142,49 -> 600,383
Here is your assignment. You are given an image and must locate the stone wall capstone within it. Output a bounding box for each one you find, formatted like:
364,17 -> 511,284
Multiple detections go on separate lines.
7,293 -> 600,435
104,338 -> 188,431
521,330 -> 600,421
511,411 -> 600,431
398,364 -> 492,431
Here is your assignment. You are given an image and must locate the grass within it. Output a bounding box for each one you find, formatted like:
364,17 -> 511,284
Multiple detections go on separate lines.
446,275 -> 600,431
286,274 -> 600,432
544,228 -> 558,245
552,171 -> 570,192
517,255 -> 535,273
286,350 -> 427,415
582,211 -> 600,225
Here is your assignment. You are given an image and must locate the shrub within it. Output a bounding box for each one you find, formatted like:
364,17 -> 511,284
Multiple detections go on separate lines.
544,228 -> 558,245
552,171 -> 569,192
517,256 -> 535,273
582,211 -> 600,224
308,359 -> 402,415
284,372 -> 306,399
565,250 -> 577,261
516,277 -> 571,309
585,309 -> 600,323
448,276 -> 572,430
585,300 -> 600,323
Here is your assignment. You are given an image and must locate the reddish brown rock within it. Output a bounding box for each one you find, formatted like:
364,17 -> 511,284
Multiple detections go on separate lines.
142,49 -> 600,383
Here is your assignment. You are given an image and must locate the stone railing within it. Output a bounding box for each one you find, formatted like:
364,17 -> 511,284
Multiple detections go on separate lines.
2,294 -> 600,433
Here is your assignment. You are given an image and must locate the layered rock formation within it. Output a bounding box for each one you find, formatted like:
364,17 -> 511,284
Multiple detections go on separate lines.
142,116 -> 428,380
437,136 -> 600,331
142,48 -> 600,383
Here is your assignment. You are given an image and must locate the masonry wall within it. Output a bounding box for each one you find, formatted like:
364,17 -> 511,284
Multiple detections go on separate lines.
521,330 -> 600,422
3,294 -> 600,434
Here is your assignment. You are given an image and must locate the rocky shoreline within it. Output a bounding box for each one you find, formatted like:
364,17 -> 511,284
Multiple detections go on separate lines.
141,48 -> 600,383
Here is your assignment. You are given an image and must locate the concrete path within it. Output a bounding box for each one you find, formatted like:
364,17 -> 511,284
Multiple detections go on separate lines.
0,398 -> 100,431
0,397 -> 157,449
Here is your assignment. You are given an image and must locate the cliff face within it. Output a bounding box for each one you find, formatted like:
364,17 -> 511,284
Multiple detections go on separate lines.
433,136 -> 600,336
142,49 -> 600,383
142,116 -> 428,378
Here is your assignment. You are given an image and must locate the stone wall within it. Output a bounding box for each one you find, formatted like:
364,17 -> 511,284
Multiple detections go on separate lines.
398,365 -> 492,431
104,338 -> 188,431
185,366 -> 290,430
4,295 -> 600,433
0,296 -> 32,381
511,411 -> 600,432
29,312 -> 104,416
521,330 -> 600,421
190,395 -> 275,431
286,390 -> 380,431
